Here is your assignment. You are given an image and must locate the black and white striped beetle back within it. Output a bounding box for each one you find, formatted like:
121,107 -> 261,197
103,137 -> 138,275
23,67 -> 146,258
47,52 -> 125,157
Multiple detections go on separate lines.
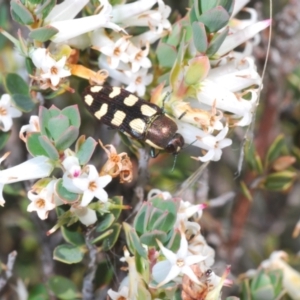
82,85 -> 184,156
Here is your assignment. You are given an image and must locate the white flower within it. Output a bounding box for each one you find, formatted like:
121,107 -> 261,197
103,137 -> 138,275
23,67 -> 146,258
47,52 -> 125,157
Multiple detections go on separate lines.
31,48 -> 71,86
217,19 -> 271,57
177,122 -> 232,162
94,34 -> 130,69
196,127 -> 232,162
176,200 -> 206,225
49,0 -> 125,44
0,155 -> 54,206
127,42 -> 151,73
45,0 -> 89,23
118,0 -> 171,34
72,165 -> 111,206
27,182 -> 56,220
152,230 -> 207,287
0,94 -> 22,132
70,205 -> 97,226
107,286 -> 129,300
19,115 -> 40,141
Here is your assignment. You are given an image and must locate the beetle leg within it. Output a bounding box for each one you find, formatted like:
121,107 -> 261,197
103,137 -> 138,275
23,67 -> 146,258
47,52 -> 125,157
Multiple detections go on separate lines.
150,147 -> 160,158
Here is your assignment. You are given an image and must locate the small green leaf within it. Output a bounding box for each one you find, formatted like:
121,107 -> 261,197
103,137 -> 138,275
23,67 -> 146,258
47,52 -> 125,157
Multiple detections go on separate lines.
134,202 -> 149,234
61,225 -> 85,246
11,0 -> 34,25
29,26 -> 58,42
48,276 -> 79,299
61,105 -> 81,128
26,132 -> 49,157
192,22 -> 208,53
265,135 -> 286,167
48,115 -> 70,141
38,135 -> 59,160
56,179 -> 80,203
110,196 -> 123,221
220,0 -> 235,15
200,0 -> 219,13
55,126 -> 79,150
28,283 -> 49,300
48,105 -> 61,117
262,171 -> 296,192
102,223 -> 121,251
11,94 -> 35,112
53,244 -> 84,264
0,131 -> 10,150
156,43 -> 177,68
240,181 -> 253,201
250,272 -> 275,300
76,137 -> 97,165
123,222 -> 148,259
198,6 -> 230,33
96,214 -> 115,232
206,27 -> 229,56
140,230 -> 168,247
39,106 -> 50,136
39,0 -> 56,20
184,55 -> 210,86
4,73 -> 29,96
25,57 -> 35,75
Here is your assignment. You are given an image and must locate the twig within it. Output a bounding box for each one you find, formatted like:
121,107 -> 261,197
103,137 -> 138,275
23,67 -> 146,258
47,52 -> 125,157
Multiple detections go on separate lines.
0,251 -> 18,291
82,227 -> 98,300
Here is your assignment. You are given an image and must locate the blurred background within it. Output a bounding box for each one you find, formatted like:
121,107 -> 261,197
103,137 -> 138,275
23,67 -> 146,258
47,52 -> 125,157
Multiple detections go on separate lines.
0,0 -> 300,299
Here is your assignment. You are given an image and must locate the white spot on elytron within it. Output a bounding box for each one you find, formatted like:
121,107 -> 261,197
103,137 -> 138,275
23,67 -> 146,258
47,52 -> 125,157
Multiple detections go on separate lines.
129,118 -> 146,134
111,110 -> 126,126
94,103 -> 108,120
141,104 -> 157,117
84,94 -> 94,106
90,86 -> 103,93
109,87 -> 121,98
124,94 -> 139,106
145,139 -> 163,150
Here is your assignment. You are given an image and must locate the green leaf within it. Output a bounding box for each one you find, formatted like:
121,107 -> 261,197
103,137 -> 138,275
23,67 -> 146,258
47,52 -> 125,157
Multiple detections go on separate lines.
198,6 -> 230,33
38,135 -> 59,160
123,222 -> 147,259
39,0 -> 56,20
96,214 -> 115,232
220,0 -> 234,15
200,0 -> 219,13
265,135 -> 286,167
47,276 -> 79,299
61,225 -> 85,246
263,171 -> 296,192
48,114 -> 69,141
48,105 -> 61,118
26,132 -> 49,157
55,126 -> 79,150
28,283 -> 49,300
110,196 -> 123,221
53,244 -> 84,264
0,131 -> 10,150
156,43 -> 177,68
25,57 -> 35,75
268,269 -> 283,296
192,22 -> 208,53
39,107 -> 49,137
10,0 -> 34,25
56,179 -> 80,203
206,27 -> 229,56
11,94 -> 35,112
101,223 -> 121,251
184,56 -> 210,86
61,105 -> 81,128
29,26 -> 58,42
4,73 -> 29,96
134,202 -> 149,234
250,272 -> 275,300
76,137 -> 97,165
140,230 -> 168,247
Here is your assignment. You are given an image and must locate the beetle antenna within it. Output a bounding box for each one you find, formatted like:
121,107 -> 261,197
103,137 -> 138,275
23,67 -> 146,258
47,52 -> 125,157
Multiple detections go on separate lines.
171,154 -> 178,172
182,139 -> 198,150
